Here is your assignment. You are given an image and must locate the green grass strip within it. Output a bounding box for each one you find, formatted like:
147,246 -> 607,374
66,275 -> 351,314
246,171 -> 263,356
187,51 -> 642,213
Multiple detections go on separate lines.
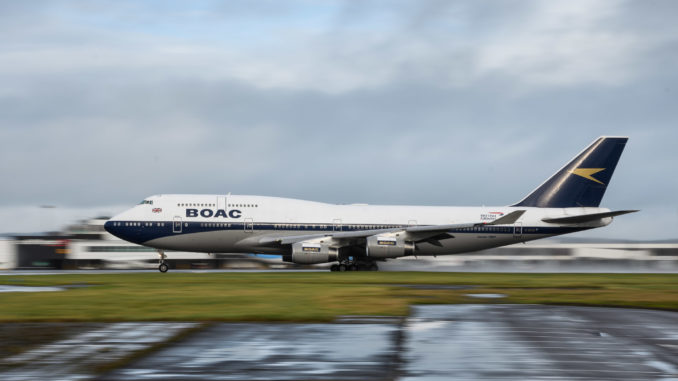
0,272 -> 676,322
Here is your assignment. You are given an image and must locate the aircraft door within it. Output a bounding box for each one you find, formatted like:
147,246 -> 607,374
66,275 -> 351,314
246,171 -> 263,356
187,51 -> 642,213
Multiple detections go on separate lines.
513,222 -> 522,239
244,218 -> 254,233
217,196 -> 227,211
333,219 -> 342,231
173,217 -> 182,233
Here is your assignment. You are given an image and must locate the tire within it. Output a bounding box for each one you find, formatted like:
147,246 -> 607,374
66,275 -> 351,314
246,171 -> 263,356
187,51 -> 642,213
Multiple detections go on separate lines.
330,264 -> 339,272
338,264 -> 347,272
348,264 -> 357,271
159,263 -> 169,273
368,264 -> 379,271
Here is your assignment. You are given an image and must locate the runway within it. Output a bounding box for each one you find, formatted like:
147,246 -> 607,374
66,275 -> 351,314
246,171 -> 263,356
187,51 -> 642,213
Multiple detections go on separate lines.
0,269 -> 327,276
2,305 -> 678,380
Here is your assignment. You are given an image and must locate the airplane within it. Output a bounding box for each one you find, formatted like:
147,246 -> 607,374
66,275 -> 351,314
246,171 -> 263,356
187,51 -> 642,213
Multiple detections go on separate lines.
105,136 -> 637,273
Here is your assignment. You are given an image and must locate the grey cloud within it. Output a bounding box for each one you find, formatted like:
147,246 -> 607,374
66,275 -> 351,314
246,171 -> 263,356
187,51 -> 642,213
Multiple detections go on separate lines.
0,0 -> 677,239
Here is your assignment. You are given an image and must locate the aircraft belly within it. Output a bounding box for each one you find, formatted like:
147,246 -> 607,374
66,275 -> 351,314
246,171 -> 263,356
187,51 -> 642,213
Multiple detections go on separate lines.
144,230 -> 274,253
144,231 -> 554,255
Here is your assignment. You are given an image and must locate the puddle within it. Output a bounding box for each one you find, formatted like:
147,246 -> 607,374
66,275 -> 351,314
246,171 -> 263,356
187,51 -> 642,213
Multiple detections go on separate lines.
464,293 -> 507,299
0,285 -> 65,293
390,284 -> 478,290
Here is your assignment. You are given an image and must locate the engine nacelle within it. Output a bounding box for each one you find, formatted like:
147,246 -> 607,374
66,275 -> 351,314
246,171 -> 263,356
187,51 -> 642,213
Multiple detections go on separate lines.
366,233 -> 414,258
290,239 -> 338,264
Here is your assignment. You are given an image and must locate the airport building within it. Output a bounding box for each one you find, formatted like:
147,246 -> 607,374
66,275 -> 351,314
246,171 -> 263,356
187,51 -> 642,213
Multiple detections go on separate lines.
2,217 -> 272,270
381,241 -> 678,272
0,217 -> 677,271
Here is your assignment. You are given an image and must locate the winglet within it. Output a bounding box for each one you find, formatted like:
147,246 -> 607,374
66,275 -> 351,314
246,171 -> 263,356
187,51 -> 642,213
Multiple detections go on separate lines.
486,210 -> 525,225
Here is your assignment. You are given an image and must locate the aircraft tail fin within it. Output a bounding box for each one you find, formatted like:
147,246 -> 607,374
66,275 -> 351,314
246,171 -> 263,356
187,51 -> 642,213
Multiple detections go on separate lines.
513,136 -> 628,208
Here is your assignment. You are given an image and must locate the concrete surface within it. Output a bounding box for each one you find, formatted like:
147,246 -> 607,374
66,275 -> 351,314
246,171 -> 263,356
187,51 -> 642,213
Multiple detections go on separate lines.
2,305 -> 678,380
402,304 -> 678,380
0,322 -> 199,381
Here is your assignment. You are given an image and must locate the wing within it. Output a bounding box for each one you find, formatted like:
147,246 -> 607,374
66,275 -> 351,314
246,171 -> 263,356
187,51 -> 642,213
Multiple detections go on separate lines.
254,210 -> 526,248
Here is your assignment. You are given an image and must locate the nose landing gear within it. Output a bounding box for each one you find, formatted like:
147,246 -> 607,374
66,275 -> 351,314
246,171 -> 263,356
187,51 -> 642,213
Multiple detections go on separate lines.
158,250 -> 168,273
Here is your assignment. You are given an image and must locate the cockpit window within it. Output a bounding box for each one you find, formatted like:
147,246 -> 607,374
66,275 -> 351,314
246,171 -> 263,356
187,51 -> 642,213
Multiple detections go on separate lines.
139,200 -> 154,205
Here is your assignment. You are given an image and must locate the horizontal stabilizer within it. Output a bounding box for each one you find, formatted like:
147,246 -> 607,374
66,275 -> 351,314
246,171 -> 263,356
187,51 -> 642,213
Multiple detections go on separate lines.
542,210 -> 638,224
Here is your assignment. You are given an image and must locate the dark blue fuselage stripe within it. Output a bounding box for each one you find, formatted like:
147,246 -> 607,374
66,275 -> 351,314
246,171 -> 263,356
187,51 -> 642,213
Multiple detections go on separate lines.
105,220 -> 588,245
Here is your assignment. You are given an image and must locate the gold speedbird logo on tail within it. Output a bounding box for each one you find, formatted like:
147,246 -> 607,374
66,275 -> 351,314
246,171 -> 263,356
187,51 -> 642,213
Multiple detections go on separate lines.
570,168 -> 605,184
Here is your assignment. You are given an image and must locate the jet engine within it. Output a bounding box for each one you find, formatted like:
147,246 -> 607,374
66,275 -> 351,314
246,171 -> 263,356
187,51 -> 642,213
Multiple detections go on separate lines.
289,239 -> 338,264
366,233 -> 414,258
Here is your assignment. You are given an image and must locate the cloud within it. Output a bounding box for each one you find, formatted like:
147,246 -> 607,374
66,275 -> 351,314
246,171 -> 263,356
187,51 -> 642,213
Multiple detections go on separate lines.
0,0 -> 677,239
0,0 -> 664,94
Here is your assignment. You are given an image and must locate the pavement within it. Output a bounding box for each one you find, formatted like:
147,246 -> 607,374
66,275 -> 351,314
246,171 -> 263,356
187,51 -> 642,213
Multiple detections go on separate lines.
0,322 -> 199,381
2,305 -> 678,380
0,269 -> 327,276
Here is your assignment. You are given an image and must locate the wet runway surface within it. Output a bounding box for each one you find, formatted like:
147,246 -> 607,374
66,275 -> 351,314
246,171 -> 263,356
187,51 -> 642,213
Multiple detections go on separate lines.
0,269 -> 327,276
0,322 -> 198,381
2,305 -> 678,380
403,305 -> 678,380
105,323 -> 401,380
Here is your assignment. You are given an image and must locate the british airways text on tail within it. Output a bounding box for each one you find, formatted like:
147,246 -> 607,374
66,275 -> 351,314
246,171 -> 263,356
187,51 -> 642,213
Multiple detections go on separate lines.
105,136 -> 637,272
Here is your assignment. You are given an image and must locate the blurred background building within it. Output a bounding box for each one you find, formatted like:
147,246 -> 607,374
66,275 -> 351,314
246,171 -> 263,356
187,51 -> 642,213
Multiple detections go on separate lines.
0,217 -> 676,272
0,217 -> 273,270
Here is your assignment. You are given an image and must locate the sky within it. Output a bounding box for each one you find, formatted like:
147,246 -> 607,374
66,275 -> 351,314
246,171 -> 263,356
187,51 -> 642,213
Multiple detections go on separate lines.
0,0 -> 677,240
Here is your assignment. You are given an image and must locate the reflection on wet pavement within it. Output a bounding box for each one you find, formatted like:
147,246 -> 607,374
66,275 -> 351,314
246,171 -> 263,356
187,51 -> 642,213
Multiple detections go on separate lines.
3,305 -> 678,380
105,323 -> 400,380
403,305 -> 678,380
0,285 -> 65,293
0,322 -> 198,381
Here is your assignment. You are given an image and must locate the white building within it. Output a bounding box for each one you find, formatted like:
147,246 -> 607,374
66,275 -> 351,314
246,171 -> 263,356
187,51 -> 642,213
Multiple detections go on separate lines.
0,239 -> 16,269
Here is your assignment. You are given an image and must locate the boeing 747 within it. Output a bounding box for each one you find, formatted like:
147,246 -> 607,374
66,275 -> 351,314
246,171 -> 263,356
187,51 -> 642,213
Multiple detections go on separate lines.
105,136 -> 636,272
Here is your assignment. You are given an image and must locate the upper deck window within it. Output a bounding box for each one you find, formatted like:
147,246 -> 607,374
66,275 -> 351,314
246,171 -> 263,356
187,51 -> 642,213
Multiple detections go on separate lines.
139,200 -> 153,205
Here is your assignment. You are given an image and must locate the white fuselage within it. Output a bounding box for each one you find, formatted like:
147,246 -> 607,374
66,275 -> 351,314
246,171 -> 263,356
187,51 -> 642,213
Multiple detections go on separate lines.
105,194 -> 610,256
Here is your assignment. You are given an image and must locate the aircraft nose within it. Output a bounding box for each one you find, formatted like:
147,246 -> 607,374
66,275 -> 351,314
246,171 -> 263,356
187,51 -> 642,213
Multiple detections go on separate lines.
104,220 -> 123,239
104,220 -> 113,233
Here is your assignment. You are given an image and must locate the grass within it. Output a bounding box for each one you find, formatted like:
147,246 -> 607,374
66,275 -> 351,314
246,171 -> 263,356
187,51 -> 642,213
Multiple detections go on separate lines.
0,272 -> 676,322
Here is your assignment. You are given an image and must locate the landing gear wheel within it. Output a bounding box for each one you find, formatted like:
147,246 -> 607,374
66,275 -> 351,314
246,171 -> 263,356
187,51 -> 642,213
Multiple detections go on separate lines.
157,250 -> 168,273
330,264 -> 339,272
338,264 -> 347,272
348,264 -> 357,271
356,263 -> 367,271
368,263 -> 379,271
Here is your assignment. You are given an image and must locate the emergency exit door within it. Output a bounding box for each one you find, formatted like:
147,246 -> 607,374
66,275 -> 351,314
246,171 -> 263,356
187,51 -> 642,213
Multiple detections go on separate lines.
217,196 -> 227,211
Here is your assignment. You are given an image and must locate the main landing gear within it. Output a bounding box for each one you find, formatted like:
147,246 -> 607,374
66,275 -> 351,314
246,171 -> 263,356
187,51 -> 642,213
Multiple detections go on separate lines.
330,260 -> 379,272
157,250 -> 168,273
